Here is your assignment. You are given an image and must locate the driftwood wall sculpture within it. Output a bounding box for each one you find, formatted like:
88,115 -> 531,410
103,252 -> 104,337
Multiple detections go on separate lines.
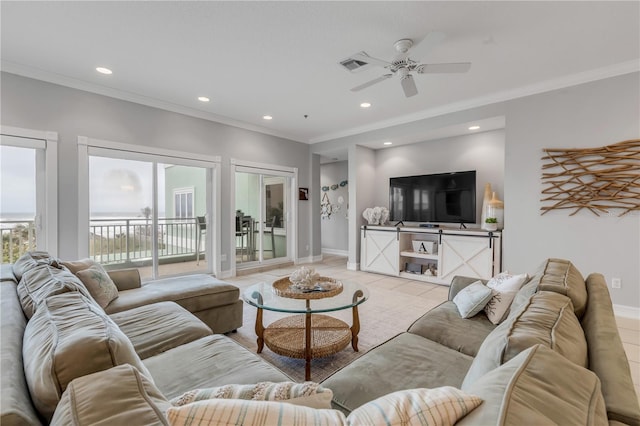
541,139 -> 640,216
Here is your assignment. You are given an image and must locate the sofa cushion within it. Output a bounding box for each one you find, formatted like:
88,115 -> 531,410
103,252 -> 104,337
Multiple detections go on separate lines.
347,387 -> 482,426
171,381 -> 333,409
12,251 -> 62,281
458,345 -> 607,426
535,258 -> 588,319
581,273 -> 640,425
143,334 -> 291,400
17,264 -> 93,318
408,301 -> 496,357
483,272 -> 529,324
462,291 -> 588,387
0,282 -> 41,426
110,301 -> 212,359
167,399 -> 346,426
104,274 -> 240,315
22,292 -> 152,421
50,364 -> 171,426
322,332 -> 474,414
452,280 -> 493,318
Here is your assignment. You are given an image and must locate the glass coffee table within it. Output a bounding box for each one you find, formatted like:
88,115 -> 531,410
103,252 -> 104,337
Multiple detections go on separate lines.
242,278 -> 368,380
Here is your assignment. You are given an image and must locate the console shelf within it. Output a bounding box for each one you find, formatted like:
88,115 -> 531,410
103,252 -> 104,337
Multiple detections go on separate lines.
360,225 -> 502,285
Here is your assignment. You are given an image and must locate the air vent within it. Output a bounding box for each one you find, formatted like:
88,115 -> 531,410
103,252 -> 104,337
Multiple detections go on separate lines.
339,52 -> 374,73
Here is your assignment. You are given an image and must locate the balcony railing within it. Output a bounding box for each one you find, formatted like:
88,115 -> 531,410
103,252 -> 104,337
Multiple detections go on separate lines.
1,220 -> 36,264
90,217 -> 203,266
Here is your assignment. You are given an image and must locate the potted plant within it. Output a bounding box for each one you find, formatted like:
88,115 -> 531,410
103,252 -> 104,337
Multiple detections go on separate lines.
484,217 -> 498,231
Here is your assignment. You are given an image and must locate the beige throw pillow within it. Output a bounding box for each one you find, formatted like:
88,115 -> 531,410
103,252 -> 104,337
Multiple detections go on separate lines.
347,387 -> 482,426
483,272 -> 528,324
76,264 -> 119,308
171,381 -> 333,409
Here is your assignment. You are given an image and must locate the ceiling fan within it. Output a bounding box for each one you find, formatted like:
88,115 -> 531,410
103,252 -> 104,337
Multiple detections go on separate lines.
348,32 -> 471,98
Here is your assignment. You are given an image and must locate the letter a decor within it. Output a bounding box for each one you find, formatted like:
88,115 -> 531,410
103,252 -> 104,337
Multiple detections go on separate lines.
541,139 -> 639,216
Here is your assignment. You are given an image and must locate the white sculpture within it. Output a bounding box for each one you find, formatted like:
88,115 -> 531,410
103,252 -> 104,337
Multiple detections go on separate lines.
362,206 -> 390,225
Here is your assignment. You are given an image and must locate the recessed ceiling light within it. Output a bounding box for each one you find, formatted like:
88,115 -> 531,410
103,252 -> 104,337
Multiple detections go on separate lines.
198,96 -> 210,102
263,115 -> 273,120
383,141 -> 393,146
360,102 -> 371,108
468,125 -> 480,130
95,67 -> 112,75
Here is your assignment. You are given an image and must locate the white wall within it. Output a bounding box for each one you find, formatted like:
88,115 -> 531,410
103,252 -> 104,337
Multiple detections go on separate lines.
313,72 -> 640,309
373,130 -> 505,227
320,161 -> 348,254
0,72 -> 313,274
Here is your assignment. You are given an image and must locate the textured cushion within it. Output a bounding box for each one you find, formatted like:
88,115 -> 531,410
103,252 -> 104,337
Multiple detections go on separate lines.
171,381 -> 333,409
483,272 -> 528,324
166,399 -> 346,426
50,364 -> 171,426
462,291 -> 588,387
76,264 -> 119,308
536,258 -> 588,319
458,345 -> 607,426
110,301 -> 212,359
347,387 -> 482,426
452,280 -> 493,318
143,334 -> 291,400
22,292 -> 153,421
323,333 -> 473,414
408,302 -> 496,357
12,251 -> 62,281
17,264 -> 93,318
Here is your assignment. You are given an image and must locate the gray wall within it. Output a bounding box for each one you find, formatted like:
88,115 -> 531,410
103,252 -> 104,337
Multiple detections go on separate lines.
373,130 -> 505,226
313,72 -> 640,309
320,161 -> 349,253
0,72 -> 313,274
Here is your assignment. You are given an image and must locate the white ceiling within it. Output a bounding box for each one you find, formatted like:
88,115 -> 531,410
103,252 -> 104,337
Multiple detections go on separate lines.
1,1 -> 638,144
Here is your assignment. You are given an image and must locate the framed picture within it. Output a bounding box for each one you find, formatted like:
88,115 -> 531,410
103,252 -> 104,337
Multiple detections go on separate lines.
299,188 -> 309,201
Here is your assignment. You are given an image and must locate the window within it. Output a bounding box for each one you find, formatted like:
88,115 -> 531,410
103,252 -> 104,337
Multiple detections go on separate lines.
1,127 -> 57,263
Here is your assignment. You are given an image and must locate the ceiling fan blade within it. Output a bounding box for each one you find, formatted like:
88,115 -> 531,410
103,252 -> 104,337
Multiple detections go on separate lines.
351,74 -> 393,92
351,52 -> 392,68
401,75 -> 418,98
416,62 -> 472,74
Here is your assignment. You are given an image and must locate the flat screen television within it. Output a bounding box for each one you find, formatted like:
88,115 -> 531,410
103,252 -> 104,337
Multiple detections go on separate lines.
389,171 -> 476,224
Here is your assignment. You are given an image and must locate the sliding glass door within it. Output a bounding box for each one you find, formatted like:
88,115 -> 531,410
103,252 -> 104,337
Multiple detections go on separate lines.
234,168 -> 292,267
86,152 -> 213,279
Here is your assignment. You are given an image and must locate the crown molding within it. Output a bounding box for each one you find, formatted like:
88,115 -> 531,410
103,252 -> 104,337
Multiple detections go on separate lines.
309,60 -> 640,144
1,60 -> 302,143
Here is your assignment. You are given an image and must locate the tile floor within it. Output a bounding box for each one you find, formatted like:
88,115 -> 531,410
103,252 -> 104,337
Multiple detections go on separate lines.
226,254 -> 640,402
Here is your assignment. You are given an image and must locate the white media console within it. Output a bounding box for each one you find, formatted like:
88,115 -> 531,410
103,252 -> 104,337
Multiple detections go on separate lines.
360,225 -> 502,285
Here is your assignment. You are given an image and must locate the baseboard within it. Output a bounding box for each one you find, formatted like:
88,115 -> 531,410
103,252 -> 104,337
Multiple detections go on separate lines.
613,304 -> 640,319
347,261 -> 359,271
321,248 -> 348,257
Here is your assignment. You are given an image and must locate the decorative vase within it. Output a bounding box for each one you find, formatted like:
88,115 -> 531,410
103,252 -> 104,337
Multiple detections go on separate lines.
487,192 -> 504,230
480,183 -> 493,230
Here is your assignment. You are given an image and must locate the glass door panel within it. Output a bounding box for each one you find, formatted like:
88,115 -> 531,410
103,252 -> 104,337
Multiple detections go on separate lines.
1,145 -> 37,263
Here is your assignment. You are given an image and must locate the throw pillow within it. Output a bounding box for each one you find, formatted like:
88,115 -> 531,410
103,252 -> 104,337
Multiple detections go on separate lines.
166,399 -> 347,426
483,272 -> 528,324
347,386 -> 482,426
76,264 -> 119,308
171,381 -> 333,409
452,280 -> 493,318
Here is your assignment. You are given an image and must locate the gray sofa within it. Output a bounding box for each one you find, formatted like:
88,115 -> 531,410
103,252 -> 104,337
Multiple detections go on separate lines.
322,258 -> 640,425
1,252 -> 290,425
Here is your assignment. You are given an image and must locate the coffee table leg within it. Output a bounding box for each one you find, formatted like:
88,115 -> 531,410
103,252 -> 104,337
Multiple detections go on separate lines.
305,311 -> 312,381
351,290 -> 364,352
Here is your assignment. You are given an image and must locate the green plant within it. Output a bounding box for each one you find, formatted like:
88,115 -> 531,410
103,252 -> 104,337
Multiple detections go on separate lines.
485,217 -> 498,223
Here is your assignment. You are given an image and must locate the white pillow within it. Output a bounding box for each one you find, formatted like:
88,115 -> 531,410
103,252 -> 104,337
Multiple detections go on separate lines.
483,272 -> 529,324
166,399 -> 346,426
453,281 -> 493,318
346,386 -> 482,426
170,381 -> 333,409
